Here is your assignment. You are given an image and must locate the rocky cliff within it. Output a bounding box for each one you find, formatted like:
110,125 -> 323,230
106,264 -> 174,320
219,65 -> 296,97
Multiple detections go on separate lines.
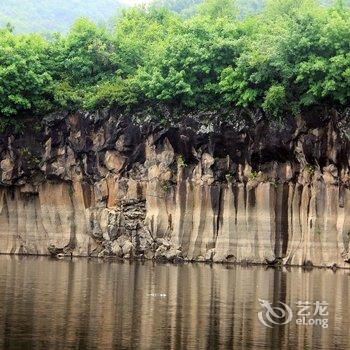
1,109 -> 350,268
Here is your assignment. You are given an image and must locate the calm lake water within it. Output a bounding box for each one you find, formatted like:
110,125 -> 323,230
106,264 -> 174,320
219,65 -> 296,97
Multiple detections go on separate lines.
0,256 -> 349,350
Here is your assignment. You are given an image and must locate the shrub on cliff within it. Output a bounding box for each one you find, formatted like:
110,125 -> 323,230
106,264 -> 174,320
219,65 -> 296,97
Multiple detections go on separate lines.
0,28 -> 53,123
219,0 -> 350,116
48,18 -> 119,110
136,14 -> 240,108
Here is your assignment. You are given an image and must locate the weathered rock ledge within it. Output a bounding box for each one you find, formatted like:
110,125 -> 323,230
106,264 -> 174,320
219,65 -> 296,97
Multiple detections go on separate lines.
1,109 -> 350,268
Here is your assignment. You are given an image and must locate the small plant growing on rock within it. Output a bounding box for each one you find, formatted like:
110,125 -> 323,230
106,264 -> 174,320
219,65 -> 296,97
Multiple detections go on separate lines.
305,164 -> 316,177
315,228 -> 322,236
19,147 -> 41,166
68,185 -> 75,197
225,173 -> 234,182
249,170 -> 259,180
178,155 -> 187,168
19,147 -> 31,158
270,179 -> 279,188
160,180 -> 171,193
29,156 -> 41,166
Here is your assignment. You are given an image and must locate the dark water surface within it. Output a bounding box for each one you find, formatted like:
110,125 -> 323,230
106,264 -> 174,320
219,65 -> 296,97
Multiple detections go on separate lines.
0,256 -> 349,350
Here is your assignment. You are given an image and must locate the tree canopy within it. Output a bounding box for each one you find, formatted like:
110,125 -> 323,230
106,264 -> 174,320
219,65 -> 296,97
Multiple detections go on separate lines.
0,0 -> 350,129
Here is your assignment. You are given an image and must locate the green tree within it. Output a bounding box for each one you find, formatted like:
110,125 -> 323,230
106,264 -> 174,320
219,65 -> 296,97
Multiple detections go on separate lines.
50,18 -> 117,86
114,8 -> 180,76
0,29 -> 52,119
136,14 -> 239,108
1,0 -> 350,124
219,0 -> 350,117
48,18 -> 118,109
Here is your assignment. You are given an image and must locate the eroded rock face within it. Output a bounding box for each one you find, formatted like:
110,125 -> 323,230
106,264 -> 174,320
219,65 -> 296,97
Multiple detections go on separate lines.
1,109 -> 350,267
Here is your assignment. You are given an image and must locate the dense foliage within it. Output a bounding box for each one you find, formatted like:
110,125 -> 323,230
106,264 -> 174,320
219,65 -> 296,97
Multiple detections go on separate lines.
0,0 -> 350,129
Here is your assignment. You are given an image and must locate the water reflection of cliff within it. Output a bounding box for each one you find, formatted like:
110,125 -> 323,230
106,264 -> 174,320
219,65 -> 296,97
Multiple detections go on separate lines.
0,257 -> 349,350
